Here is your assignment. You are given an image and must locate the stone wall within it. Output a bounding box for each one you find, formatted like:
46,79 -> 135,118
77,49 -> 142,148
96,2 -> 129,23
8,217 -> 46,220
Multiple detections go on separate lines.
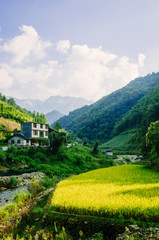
0,172 -> 45,191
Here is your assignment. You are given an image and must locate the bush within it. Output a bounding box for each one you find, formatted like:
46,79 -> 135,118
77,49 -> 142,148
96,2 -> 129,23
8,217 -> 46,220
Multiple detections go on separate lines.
0,150 -> 7,165
7,145 -> 17,155
28,178 -> 43,197
33,151 -> 48,163
13,191 -> 31,207
9,177 -> 18,187
41,176 -> 59,189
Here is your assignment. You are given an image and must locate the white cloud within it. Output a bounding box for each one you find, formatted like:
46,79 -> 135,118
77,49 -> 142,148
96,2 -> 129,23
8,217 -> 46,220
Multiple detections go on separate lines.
138,53 -> 146,67
0,26 -> 146,101
0,25 -> 52,64
47,45 -> 144,100
0,68 -> 13,89
56,40 -> 70,53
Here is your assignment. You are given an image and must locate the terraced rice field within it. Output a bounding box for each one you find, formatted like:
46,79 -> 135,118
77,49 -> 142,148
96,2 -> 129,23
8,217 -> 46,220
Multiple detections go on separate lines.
51,165 -> 159,221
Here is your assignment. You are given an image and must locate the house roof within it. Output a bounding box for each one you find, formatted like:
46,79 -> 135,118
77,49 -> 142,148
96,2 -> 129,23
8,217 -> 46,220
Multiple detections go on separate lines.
22,122 -> 49,126
7,133 -> 30,140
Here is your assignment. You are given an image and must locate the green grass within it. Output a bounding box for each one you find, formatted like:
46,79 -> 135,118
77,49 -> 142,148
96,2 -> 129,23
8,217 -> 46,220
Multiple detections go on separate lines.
0,192 -> 30,221
100,130 -> 139,151
1,145 -> 115,178
51,165 -> 159,221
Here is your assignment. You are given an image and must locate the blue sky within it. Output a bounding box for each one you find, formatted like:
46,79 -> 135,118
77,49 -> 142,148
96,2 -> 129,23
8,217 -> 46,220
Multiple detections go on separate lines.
0,0 -> 159,101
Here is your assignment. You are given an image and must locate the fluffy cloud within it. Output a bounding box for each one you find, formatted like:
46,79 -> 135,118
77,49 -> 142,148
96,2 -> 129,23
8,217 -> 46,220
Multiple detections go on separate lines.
47,45 -> 144,100
138,53 -> 146,67
56,40 -> 70,53
0,68 -> 13,89
0,25 -> 52,64
0,26 -> 146,101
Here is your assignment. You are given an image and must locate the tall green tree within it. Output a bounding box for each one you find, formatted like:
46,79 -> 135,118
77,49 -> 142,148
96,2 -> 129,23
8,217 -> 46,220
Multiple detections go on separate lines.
54,122 -> 62,131
49,130 -> 66,153
146,120 -> 159,168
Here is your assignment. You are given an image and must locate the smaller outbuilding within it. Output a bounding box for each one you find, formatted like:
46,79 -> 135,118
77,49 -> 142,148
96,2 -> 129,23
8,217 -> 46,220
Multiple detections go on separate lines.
8,133 -> 31,146
104,150 -> 113,156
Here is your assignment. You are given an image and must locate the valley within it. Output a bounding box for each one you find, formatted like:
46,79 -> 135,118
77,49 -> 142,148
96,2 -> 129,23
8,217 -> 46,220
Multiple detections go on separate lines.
0,72 -> 159,239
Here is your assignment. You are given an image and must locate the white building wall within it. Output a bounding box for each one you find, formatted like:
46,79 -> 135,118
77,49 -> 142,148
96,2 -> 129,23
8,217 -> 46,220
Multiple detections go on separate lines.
8,136 -> 31,146
31,123 -> 49,138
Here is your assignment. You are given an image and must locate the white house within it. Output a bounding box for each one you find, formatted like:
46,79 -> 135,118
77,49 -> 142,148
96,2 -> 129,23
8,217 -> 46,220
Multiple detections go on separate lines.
8,122 -> 49,146
8,133 -> 31,146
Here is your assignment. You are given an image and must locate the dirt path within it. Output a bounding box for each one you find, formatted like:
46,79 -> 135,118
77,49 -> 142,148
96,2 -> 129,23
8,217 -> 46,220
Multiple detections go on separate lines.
114,155 -> 141,165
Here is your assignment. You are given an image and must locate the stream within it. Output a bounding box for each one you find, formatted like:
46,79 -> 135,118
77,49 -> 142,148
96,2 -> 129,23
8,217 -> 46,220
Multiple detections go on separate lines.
0,185 -> 28,207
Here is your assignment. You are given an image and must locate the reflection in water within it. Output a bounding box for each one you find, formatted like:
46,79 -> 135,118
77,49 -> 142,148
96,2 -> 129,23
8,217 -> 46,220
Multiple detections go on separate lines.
0,185 -> 28,207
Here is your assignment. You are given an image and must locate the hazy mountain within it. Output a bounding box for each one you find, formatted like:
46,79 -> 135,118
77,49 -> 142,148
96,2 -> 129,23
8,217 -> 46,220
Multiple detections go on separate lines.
56,72 -> 159,144
13,96 -> 93,115
45,110 -> 64,125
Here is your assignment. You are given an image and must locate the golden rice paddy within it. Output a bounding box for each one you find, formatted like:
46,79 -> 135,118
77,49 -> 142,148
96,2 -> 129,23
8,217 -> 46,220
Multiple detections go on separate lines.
51,165 -> 159,220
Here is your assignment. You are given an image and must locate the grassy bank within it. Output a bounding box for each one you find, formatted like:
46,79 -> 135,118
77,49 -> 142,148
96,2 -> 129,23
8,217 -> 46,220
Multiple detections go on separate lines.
0,145 -> 115,178
100,129 -> 140,152
51,165 -> 159,222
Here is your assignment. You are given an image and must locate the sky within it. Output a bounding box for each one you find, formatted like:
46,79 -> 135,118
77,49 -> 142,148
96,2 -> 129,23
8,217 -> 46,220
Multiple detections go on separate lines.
0,0 -> 159,101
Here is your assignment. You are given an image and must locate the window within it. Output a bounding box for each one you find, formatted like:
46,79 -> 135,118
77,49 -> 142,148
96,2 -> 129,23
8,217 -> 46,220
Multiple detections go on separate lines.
33,123 -> 37,128
33,130 -> 38,136
40,124 -> 43,128
45,125 -> 48,129
40,131 -> 44,137
45,131 -> 48,136
26,140 -> 29,144
11,140 -> 14,144
17,140 -> 21,144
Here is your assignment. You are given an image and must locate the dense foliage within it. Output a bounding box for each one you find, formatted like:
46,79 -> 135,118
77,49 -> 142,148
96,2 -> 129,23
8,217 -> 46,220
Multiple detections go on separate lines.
56,72 -> 159,144
143,120 -> 159,169
114,85 -> 159,137
0,145 -> 115,178
0,93 -> 47,141
49,130 -> 67,153
0,93 -> 47,124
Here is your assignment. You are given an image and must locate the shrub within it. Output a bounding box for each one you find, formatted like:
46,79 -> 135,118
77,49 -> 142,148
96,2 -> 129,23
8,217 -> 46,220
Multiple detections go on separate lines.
0,150 -> 7,165
33,151 -> 48,163
41,176 -> 59,189
9,177 -> 18,187
28,178 -> 43,197
13,191 -> 31,207
7,145 -> 17,155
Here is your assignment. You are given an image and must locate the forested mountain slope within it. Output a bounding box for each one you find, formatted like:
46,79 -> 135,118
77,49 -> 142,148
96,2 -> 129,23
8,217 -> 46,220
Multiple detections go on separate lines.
102,85 -> 159,151
114,85 -> 159,138
57,72 -> 159,143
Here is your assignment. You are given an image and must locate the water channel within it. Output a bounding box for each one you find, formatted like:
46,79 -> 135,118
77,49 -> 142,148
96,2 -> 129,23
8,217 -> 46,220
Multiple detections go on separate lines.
0,185 -> 28,207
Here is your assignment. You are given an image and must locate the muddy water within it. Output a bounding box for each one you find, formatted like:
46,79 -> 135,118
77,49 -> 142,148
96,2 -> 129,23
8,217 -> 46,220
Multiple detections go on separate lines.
0,185 -> 28,207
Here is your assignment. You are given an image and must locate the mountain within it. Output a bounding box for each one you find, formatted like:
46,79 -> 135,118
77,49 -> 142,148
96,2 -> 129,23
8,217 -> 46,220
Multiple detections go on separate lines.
101,85 -> 159,150
56,72 -> 159,144
45,110 -> 64,125
13,96 -> 93,115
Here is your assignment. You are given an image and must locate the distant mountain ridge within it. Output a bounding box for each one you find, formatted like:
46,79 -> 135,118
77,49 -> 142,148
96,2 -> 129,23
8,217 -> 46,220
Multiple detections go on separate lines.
13,96 -> 93,115
56,72 -> 159,144
45,110 -> 64,125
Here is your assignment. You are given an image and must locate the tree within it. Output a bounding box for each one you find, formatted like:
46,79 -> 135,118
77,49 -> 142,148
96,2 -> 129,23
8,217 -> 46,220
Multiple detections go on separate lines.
49,130 -> 66,153
146,120 -> 159,168
1,95 -> 7,102
7,98 -> 16,106
54,122 -> 62,131
92,141 -> 99,155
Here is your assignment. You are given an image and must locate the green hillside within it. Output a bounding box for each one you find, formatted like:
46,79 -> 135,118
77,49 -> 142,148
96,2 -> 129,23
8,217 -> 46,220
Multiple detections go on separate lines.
56,72 -> 159,144
114,85 -> 159,135
0,94 -> 47,141
102,85 -> 159,150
